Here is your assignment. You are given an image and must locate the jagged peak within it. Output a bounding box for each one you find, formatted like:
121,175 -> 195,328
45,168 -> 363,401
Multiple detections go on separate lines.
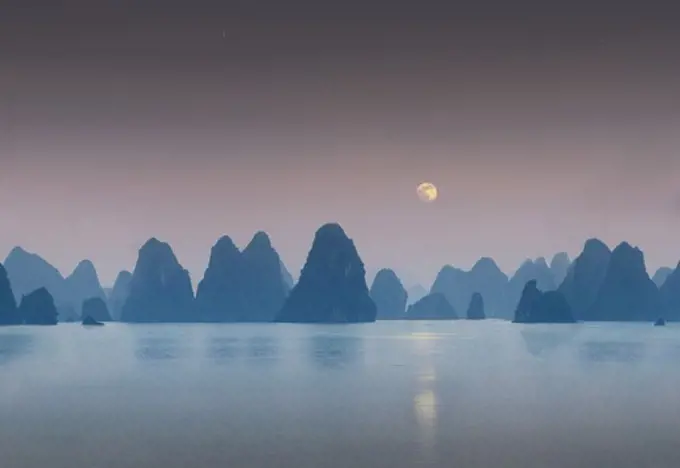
245,231 -> 273,251
70,259 -> 98,277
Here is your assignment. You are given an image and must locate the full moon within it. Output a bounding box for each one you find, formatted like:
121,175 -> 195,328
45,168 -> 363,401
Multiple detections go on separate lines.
417,182 -> 438,203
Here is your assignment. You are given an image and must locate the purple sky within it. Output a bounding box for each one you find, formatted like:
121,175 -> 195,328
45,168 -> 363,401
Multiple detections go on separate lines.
2,1 -> 680,286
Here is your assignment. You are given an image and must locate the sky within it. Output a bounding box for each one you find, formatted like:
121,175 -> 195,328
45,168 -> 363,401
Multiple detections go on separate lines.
2,1 -> 680,287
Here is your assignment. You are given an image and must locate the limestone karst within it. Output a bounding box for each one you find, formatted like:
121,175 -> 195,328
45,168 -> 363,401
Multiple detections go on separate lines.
370,269 -> 408,319
558,238 -> 611,320
276,223 -> 376,323
0,263 -> 20,325
19,287 -> 58,325
587,242 -> 661,321
81,297 -> 112,322
405,293 -> 458,320
513,280 -> 575,324
121,238 -> 195,323
466,292 -> 486,320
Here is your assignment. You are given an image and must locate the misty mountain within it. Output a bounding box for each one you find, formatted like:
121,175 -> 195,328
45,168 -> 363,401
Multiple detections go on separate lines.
549,252 -> 571,286
587,242 -> 661,321
240,232 -> 289,322
280,260 -> 295,290
0,263 -> 20,325
430,257 -> 508,319
406,284 -> 427,305
653,267 -> 673,288
108,270 -> 132,321
659,263 -> 680,320
65,260 -> 106,311
121,238 -> 195,323
513,280 -> 575,324
405,293 -> 458,320
277,223 -> 376,323
19,287 -> 58,326
81,297 -> 112,323
558,238 -> 611,321
507,258 -> 557,314
196,232 -> 288,322
4,247 -> 68,306
370,268 -> 408,319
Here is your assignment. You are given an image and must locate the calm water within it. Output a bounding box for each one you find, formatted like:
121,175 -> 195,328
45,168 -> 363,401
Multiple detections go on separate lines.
1,321 -> 680,468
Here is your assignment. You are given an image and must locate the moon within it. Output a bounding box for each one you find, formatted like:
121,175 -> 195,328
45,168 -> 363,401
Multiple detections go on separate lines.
417,182 -> 438,203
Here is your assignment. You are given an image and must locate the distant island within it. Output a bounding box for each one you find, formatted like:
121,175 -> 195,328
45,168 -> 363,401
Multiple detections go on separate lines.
1,222 -> 678,325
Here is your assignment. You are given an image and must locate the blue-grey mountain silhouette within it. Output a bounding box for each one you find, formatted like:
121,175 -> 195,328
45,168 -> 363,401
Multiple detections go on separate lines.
513,280 -> 575,323
195,236 -> 245,322
653,267 -> 673,288
431,257 -> 508,319
121,238 -> 195,323
466,292 -> 485,320
550,252 -> 571,286
276,223 -> 376,323
109,270 -> 132,321
280,260 -> 295,290
405,293 -> 458,320
0,263 -> 20,325
240,232 -> 289,322
19,287 -> 58,325
588,242 -> 661,321
508,258 -> 557,315
558,238 -> 611,320
196,232 -> 287,322
81,297 -> 112,322
65,260 -> 106,312
4,247 -> 67,306
370,269 -> 408,319
407,284 -> 427,305
658,262 -> 680,320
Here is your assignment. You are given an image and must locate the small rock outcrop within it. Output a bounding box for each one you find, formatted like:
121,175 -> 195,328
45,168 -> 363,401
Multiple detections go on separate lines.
0,263 -> 20,325
558,238 -> 611,320
109,270 -> 132,320
550,252 -> 571,286
466,292 -> 486,320
654,318 -> 666,327
653,267 -> 674,289
587,242 -> 661,321
513,280 -> 575,324
405,293 -> 458,320
240,232 -> 289,322
81,297 -> 112,322
370,269 -> 408,319
82,315 -> 105,326
508,258 -> 557,313
19,287 -> 58,325
276,223 -> 376,323
121,238 -> 195,323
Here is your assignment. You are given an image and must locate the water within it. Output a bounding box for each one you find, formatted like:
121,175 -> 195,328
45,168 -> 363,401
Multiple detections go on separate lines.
1,321 -> 679,468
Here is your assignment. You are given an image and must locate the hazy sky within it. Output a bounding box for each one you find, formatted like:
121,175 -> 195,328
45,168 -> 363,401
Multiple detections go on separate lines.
2,1 -> 680,287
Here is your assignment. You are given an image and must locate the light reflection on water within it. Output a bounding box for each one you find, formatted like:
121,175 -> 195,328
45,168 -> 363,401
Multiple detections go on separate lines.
0,321 -> 679,468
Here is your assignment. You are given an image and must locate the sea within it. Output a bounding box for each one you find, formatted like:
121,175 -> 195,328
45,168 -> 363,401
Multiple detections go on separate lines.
1,320 -> 679,468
